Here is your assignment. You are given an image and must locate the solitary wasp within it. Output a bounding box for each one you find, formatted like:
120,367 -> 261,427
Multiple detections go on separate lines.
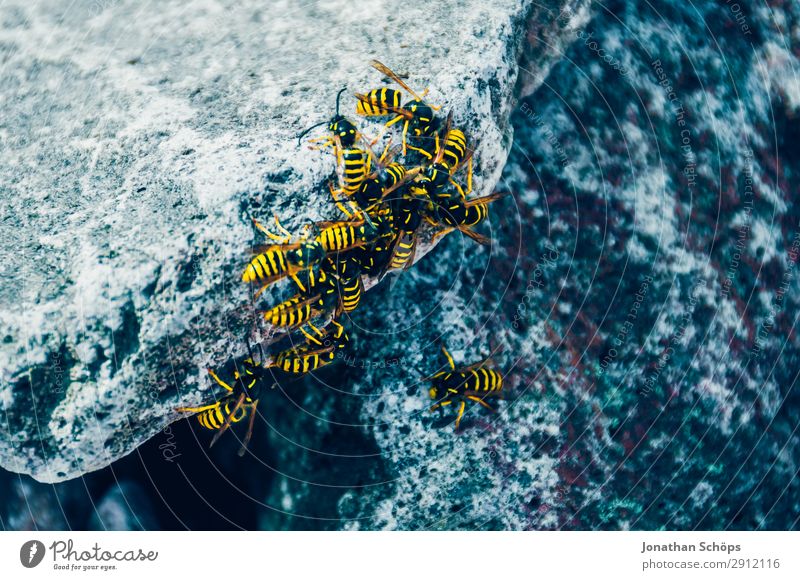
428,346 -> 504,430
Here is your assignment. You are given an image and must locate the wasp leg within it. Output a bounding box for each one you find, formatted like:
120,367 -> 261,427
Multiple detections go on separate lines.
441,346 -> 456,370
454,400 -> 466,430
429,399 -> 453,412
253,283 -> 271,301
308,137 -> 335,150
299,321 -> 325,345
400,119 -> 410,156
210,392 -> 246,448
208,369 -> 234,392
272,214 -> 294,239
466,156 -> 473,197
289,273 -> 307,293
379,139 -> 393,164
385,114 -> 406,129
407,143 -> 433,159
252,217 -> 291,244
418,87 -> 441,111
466,395 -> 494,411
176,403 -> 219,413
430,227 -> 454,244
449,178 -> 467,199
237,400 -> 259,457
328,182 -> 360,219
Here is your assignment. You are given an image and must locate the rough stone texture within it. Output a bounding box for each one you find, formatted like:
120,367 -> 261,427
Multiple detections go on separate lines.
4,0 -> 798,532
0,0 -> 579,483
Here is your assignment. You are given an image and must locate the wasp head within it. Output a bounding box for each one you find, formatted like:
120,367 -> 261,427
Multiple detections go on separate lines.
329,116 -> 358,147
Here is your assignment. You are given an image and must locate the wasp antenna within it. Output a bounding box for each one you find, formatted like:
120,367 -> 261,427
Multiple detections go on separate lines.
335,87 -> 347,116
297,120 -> 328,144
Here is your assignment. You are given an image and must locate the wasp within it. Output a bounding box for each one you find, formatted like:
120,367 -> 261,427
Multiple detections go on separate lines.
298,88 -> 375,200
329,255 -> 364,313
242,215 -> 326,296
262,292 -> 324,328
272,319 -> 349,375
382,189 -> 428,273
415,112 -> 474,202
355,60 -> 441,156
425,191 -> 507,246
176,345 -> 270,456
270,342 -> 336,375
428,346 -> 504,430
297,87 -> 360,154
315,214 -> 378,254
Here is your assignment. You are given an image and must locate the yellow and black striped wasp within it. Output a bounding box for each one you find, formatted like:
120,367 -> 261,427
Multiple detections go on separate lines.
271,318 -> 349,374
428,346 -> 505,430
298,88 -> 374,199
380,183 -> 430,274
355,60 -> 441,156
297,87 -> 360,156
262,292 -> 324,329
176,343 -> 271,456
416,112 -> 474,202
242,215 -> 326,296
317,184 -> 397,257
324,254 -> 364,313
315,213 -> 379,255
429,191 -> 506,246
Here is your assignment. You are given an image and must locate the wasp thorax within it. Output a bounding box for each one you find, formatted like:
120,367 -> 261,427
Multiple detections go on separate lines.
286,242 -> 325,268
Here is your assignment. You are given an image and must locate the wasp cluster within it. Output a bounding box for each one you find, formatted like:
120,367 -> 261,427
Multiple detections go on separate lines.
177,61 -> 505,453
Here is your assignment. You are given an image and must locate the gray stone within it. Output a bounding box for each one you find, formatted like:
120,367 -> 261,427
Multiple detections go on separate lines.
0,0 -> 581,483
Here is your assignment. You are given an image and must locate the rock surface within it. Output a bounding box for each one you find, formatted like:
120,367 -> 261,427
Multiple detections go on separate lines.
0,0 -> 580,483
3,0 -> 798,532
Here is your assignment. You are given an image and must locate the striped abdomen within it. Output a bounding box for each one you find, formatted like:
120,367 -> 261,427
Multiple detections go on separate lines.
461,368 -> 504,393
440,201 -> 488,227
356,88 -> 402,116
316,222 -> 369,253
389,232 -> 416,270
274,347 -> 335,374
384,163 -> 406,187
263,295 -> 318,327
339,275 -> 363,312
196,398 -> 247,430
242,248 -> 288,283
441,129 -> 468,171
341,148 -> 369,194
